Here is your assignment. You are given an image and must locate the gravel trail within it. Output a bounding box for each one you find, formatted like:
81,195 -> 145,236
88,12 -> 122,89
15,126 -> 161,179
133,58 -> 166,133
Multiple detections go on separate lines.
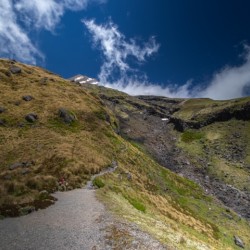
0,189 -> 108,250
0,169 -> 167,250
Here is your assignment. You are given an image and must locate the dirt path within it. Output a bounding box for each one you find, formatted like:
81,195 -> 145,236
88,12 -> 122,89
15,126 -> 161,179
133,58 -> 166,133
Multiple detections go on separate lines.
0,168 -> 167,250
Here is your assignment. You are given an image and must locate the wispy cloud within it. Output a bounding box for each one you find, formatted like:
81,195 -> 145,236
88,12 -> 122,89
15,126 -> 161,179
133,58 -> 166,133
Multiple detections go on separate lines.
0,0 -> 43,64
83,19 -> 160,86
84,19 -> 250,100
0,0 -> 106,64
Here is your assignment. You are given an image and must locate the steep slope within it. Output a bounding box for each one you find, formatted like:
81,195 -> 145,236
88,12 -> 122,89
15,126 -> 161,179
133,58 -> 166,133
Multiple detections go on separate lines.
0,59 -> 118,215
83,84 -> 250,219
82,83 -> 250,249
139,96 -> 250,219
0,59 -> 250,249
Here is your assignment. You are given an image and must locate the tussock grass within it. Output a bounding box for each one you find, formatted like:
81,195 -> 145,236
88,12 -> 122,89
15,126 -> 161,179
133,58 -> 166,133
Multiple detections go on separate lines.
0,59 -> 117,206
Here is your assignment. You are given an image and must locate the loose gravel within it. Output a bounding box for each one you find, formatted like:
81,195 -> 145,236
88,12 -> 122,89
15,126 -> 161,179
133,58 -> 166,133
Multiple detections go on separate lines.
0,171 -> 167,250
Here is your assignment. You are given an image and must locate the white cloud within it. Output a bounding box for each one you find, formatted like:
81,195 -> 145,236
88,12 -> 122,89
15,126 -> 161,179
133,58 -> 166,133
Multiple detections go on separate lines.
115,47 -> 250,100
84,19 -> 250,100
0,0 -> 43,64
14,0 -> 64,31
83,19 -> 160,85
0,0 -> 106,64
199,45 -> 250,100
104,79 -> 192,98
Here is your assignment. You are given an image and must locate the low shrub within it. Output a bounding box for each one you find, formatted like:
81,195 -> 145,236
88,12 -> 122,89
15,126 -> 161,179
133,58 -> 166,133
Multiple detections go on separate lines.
181,130 -> 204,143
93,178 -> 105,188
125,196 -> 146,213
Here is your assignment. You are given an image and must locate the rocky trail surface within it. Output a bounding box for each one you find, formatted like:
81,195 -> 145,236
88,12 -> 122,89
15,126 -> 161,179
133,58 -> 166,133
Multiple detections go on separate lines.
0,168 -> 167,250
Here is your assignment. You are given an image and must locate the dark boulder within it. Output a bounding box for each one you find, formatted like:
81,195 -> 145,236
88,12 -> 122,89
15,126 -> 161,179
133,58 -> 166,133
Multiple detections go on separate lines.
25,113 -> 38,123
9,161 -> 34,170
22,95 -> 33,102
9,65 -> 22,74
127,172 -> 132,181
19,206 -> 35,216
5,71 -> 11,77
20,169 -> 30,175
14,101 -> 21,106
0,119 -> 6,126
9,162 -> 24,170
39,77 -> 48,85
0,107 -> 6,113
10,59 -> 17,64
234,236 -> 245,248
58,108 -> 76,124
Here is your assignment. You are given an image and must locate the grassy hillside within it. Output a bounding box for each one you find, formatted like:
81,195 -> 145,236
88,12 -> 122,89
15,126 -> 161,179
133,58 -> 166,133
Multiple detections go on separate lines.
0,59 -> 118,210
82,83 -> 250,249
0,59 -> 249,249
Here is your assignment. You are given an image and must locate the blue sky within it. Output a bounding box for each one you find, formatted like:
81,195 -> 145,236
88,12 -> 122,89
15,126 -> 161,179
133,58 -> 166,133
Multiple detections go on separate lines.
1,0 -> 250,99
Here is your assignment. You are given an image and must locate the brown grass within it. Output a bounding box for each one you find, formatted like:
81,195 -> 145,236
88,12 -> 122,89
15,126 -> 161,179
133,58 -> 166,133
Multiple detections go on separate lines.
0,58 -> 117,206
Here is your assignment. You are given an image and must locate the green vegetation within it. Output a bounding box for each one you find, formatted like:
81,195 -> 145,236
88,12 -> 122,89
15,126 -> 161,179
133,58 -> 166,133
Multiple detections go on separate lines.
125,196 -> 146,212
181,130 -> 204,143
93,178 -> 105,188
48,117 -> 82,134
173,97 -> 250,122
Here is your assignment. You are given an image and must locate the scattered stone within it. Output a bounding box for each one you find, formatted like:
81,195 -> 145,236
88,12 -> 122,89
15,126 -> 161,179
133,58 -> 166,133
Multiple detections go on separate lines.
25,113 -> 38,123
3,174 -> 11,180
9,162 -> 25,170
9,161 -> 34,170
58,108 -> 76,124
14,101 -> 21,106
9,65 -> 22,74
111,160 -> 118,168
0,119 -> 6,126
0,107 -> 6,113
5,71 -> 11,77
39,77 -> 48,85
18,123 -> 25,128
9,162 -> 24,170
24,161 -> 34,167
21,169 -> 30,175
234,236 -> 245,248
127,172 -> 132,181
22,95 -> 33,101
19,206 -> 35,216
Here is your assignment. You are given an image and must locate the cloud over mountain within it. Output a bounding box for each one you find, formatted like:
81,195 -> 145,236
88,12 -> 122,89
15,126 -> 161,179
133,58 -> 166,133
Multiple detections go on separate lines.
84,19 -> 250,100
199,45 -> 250,100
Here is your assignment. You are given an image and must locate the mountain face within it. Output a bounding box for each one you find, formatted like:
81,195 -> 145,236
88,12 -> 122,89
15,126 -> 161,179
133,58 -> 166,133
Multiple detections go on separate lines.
0,59 -> 250,249
82,85 -> 250,218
